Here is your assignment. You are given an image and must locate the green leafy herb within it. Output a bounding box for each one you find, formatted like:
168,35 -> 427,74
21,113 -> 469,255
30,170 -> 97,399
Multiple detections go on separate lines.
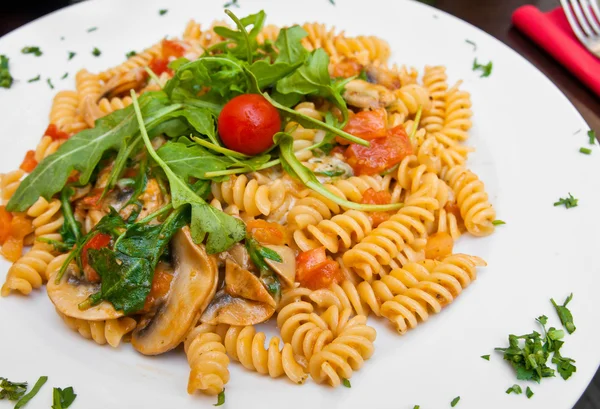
92,47 -> 102,57
465,39 -> 477,51
68,51 -> 76,60
492,219 -> 505,226
0,378 -> 27,400
61,72 -> 68,79
553,349 -> 577,380
342,378 -> 351,388
551,293 -> 575,334
6,91 -> 178,212
47,78 -> 54,89
329,0 -> 336,4
87,26 -> 98,32
451,396 -> 460,407
589,130 -> 596,145
27,75 -> 40,83
14,376 -> 47,409
246,235 -> 282,299
22,46 -> 42,56
579,147 -> 592,154
554,193 -> 578,209
126,50 -> 136,58
481,355 -> 490,361
52,387 -> 77,409
505,384 -> 522,394
472,58 -> 492,78
59,186 -> 82,248
526,386 -> 534,399
413,406 -> 420,409
315,169 -> 345,177
0,55 -> 14,88
224,0 -> 239,8
159,9 -> 168,15
36,237 -> 71,252
132,91 -> 245,254
214,390 -> 226,406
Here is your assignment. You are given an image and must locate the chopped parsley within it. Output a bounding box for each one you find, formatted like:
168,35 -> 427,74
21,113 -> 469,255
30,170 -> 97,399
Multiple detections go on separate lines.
0,378 -> 28,400
554,193 -> 578,209
505,384 -> 522,395
224,0 -> 239,7
0,55 -> 14,88
47,78 -> 54,89
159,9 -> 168,15
342,378 -> 351,388
315,169 -> 345,177
27,75 -> 41,83
551,293 -> 576,334
465,39 -> 477,51
580,147 -> 592,154
14,376 -> 47,409
481,354 -> 490,361
52,386 -> 77,409
413,406 -> 420,409
60,36 -> 65,41
21,46 -> 42,57
526,386 -> 534,398
125,50 -> 136,58
87,27 -> 97,32
92,47 -> 102,57
68,51 -> 76,60
589,130 -> 596,144
492,219 -> 505,226
214,390 -> 225,406
450,396 -> 460,407
472,58 -> 492,77
329,0 -> 336,4
61,72 -> 68,80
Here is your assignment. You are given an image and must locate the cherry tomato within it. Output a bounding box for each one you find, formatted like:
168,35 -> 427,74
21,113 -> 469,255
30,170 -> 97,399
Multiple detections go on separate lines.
82,233 -> 112,282
44,124 -> 69,140
361,188 -> 393,227
218,94 -> 281,155
337,108 -> 388,145
19,150 -> 38,173
296,247 -> 344,290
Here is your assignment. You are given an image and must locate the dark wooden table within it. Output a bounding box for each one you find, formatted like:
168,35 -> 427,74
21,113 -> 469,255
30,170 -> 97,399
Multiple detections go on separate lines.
1,0 -> 598,407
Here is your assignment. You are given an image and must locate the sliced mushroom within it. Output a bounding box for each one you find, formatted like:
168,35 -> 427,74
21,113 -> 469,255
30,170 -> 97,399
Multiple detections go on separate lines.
80,95 -> 106,128
226,243 -> 252,271
101,67 -> 147,100
263,245 -> 296,287
200,290 -> 275,326
343,79 -> 395,109
47,273 -> 124,321
225,259 -> 275,307
131,226 -> 218,355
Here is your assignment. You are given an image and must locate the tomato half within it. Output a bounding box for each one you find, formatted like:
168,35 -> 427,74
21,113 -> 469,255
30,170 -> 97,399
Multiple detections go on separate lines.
296,247 -> 344,290
218,94 -> 281,155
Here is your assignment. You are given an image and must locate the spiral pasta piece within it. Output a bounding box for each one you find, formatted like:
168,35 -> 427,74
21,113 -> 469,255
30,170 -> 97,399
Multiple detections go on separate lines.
211,175 -> 285,217
57,310 -> 136,347
219,325 -> 307,384
99,42 -> 162,82
0,170 -> 24,204
185,324 -> 230,395
76,69 -> 102,106
420,66 -> 447,133
183,20 -> 227,48
1,243 -> 55,296
49,91 -> 87,134
440,82 -> 473,144
342,195 -> 438,281
293,209 -> 373,253
26,197 -> 64,240
97,96 -> 133,116
388,84 -> 431,119
308,314 -> 376,387
443,166 -> 495,236
380,254 -> 485,334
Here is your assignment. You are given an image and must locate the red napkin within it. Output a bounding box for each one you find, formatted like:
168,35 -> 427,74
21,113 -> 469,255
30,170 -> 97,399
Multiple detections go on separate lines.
512,5 -> 600,97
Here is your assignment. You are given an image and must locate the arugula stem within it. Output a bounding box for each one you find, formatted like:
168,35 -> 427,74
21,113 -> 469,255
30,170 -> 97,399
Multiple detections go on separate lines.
144,66 -> 161,86
135,203 -> 174,225
60,187 -> 81,242
191,136 -> 250,159
55,250 -> 77,283
410,105 -> 423,141
183,98 -> 224,114
225,9 -> 253,63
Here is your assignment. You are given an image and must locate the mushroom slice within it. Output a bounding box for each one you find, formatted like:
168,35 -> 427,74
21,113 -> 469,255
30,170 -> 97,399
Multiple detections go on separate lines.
47,273 -> 123,321
132,226 -> 218,355
226,243 -> 252,271
263,245 -> 296,287
200,290 -> 275,326
101,67 -> 147,99
225,259 -> 275,307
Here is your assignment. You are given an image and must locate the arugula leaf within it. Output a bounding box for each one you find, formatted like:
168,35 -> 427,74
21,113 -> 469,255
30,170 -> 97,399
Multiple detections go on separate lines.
52,387 -> 77,409
505,384 -> 522,395
22,46 -> 42,56
0,378 -> 27,400
0,55 -> 13,88
6,91 -> 180,212
551,293 -> 576,334
554,193 -> 578,209
14,376 -> 47,409
472,58 -> 492,77
214,390 -> 225,406
59,186 -> 82,247
274,26 -> 309,65
157,138 -> 234,181
245,235 -> 282,300
132,91 -> 245,253
214,10 -> 266,62
249,59 -> 304,90
86,248 -> 153,314
123,157 -> 149,208
163,106 -> 219,145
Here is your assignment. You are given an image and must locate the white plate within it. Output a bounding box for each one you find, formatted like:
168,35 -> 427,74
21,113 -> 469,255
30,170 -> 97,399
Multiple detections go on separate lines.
1,0 -> 599,408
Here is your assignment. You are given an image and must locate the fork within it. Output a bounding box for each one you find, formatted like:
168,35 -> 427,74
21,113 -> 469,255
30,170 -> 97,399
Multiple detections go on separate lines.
560,0 -> 600,57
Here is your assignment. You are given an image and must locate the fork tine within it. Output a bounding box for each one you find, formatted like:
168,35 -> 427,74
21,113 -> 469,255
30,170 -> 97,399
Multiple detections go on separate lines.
561,0 -> 589,43
570,0 -> 595,36
578,0 -> 600,35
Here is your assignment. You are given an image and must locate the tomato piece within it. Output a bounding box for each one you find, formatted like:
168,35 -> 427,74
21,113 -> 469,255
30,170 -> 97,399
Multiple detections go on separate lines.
330,59 -> 363,79
81,188 -> 105,209
246,219 -> 288,245
0,206 -> 12,244
10,214 -> 33,239
162,39 -> 186,60
1,236 -> 23,262
81,233 -> 112,282
143,265 -> 173,312
44,124 -> 69,140
19,150 -> 38,173
337,108 -> 387,145
218,94 -> 281,155
361,188 -> 393,227
344,126 -> 413,175
148,58 -> 171,76
425,232 -> 454,260
330,145 -> 346,156
296,247 -> 344,290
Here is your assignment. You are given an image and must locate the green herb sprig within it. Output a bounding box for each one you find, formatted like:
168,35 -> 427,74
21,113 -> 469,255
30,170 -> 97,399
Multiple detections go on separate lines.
0,55 -> 13,88
554,193 -> 578,209
472,58 -> 492,77
22,46 -> 42,56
